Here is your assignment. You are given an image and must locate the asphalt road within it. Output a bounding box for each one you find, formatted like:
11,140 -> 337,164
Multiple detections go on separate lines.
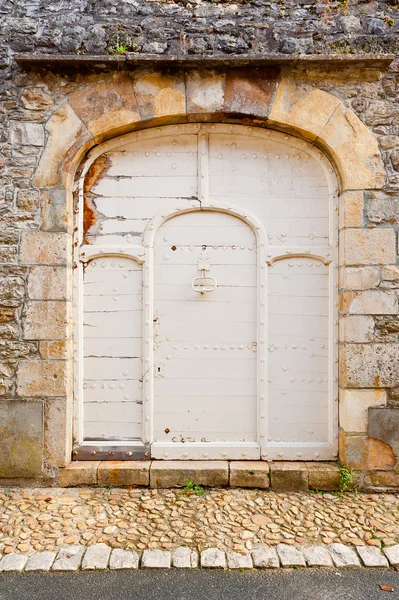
1,569 -> 399,600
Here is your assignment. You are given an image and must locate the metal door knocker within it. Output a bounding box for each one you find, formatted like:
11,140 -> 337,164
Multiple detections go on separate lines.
192,250 -> 217,294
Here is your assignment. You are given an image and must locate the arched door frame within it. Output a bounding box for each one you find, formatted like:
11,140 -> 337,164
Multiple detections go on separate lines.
73,123 -> 339,461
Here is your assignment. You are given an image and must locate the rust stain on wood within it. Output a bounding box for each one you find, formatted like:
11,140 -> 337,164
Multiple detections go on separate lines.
83,154 -> 111,243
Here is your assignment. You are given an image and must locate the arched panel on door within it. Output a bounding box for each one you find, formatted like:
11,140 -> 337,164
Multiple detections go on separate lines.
151,209 -> 260,460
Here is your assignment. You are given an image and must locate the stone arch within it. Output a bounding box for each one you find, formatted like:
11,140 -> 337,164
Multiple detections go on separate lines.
34,70 -> 386,194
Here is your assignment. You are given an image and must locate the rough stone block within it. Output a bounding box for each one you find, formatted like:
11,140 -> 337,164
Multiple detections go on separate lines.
40,341 -> 73,360
340,434 -> 395,471
357,546 -> 388,567
10,121 -> 44,146
339,315 -> 374,343
17,189 -> 39,212
383,544 -> 399,566
225,67 -> 279,118
269,80 -> 340,142
186,70 -> 225,114
82,543 -> 111,570
52,546 -> 85,571
0,400 -> 43,478
341,344 -> 399,388
340,266 -> 380,291
133,72 -> 186,121
98,461 -> 150,487
276,544 -> 305,567
24,301 -> 69,340
25,551 -> 56,571
45,398 -> 71,467
110,549 -> 139,570
252,545 -> 279,568
340,389 -> 387,433
0,553 -> 28,572
28,266 -> 69,300
347,290 -> 398,315
382,265 -> 399,282
369,407 -> 399,469
34,104 -> 88,187
229,461 -> 269,489
20,231 -> 70,266
172,547 -> 198,568
366,470 -> 399,488
328,543 -> 361,567
303,546 -> 333,567
306,463 -> 340,491
40,189 -> 70,232
58,461 -> 100,487
141,550 -> 171,569
200,548 -> 226,569
226,552 -> 253,569
340,229 -> 396,266
320,104 -> 385,190
270,462 -> 308,491
150,461 -> 229,488
17,360 -> 70,397
339,191 -> 363,229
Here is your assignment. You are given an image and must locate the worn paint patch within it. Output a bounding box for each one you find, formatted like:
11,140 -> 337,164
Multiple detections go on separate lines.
83,154 -> 111,243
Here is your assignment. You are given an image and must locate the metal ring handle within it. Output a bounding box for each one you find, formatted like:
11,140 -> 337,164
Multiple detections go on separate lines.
192,276 -> 217,294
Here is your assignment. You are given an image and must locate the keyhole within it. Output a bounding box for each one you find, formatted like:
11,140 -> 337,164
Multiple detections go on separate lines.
202,245 -> 207,250
158,367 -> 161,373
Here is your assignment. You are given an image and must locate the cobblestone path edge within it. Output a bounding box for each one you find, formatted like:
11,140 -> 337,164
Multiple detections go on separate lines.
0,543 -> 397,572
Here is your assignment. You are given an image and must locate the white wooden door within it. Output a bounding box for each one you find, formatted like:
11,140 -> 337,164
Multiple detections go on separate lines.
75,123 -> 338,461
151,211 -> 259,460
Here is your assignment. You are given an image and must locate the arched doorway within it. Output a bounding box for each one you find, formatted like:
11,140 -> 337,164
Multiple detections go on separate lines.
74,123 -> 338,461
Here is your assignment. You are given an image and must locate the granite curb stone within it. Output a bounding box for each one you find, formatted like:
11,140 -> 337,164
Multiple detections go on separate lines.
3,544 -> 399,572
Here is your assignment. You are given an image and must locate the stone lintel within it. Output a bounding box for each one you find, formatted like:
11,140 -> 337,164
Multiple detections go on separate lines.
14,53 -> 394,72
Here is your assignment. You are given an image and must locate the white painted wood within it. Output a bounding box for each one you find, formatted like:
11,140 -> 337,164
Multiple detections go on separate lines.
75,123 -> 338,460
82,256 -> 143,441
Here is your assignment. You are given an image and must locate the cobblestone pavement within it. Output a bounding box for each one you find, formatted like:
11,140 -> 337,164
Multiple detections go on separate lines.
1,488 -> 399,556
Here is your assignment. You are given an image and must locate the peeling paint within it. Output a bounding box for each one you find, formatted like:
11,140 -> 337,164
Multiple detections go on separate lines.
83,154 -> 111,243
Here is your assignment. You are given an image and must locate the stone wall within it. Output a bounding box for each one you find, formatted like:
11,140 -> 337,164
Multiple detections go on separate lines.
0,0 -> 398,488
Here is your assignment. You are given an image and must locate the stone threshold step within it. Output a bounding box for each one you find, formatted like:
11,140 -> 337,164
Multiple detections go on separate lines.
58,460 -> 340,491
0,543 -> 395,572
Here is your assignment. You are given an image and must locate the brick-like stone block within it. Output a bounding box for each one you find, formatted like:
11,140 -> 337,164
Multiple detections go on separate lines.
382,265 -> 399,282
10,121 -> 44,146
347,290 -> 398,315
186,70 -> 225,114
40,340 -> 73,360
149,461 -> 229,488
98,461 -> 150,487
340,344 -> 399,388
367,470 -> 399,488
0,400 -> 43,477
270,462 -> 308,491
17,360 -> 70,397
225,67 -> 279,118
306,462 -> 340,491
340,433 -> 395,471
339,266 -> 380,291
44,398 -> 72,468
229,461 -> 269,488
340,229 -> 396,266
58,461 -> 100,486
133,72 -> 186,121
339,191 -> 363,229
24,301 -> 69,340
20,231 -> 70,265
340,389 -> 387,433
339,315 -> 374,343
28,266 -> 69,300
40,189 -> 70,232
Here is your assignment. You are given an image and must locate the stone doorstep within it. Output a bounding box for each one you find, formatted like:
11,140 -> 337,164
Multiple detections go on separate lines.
57,460 -> 340,490
0,543 -> 396,572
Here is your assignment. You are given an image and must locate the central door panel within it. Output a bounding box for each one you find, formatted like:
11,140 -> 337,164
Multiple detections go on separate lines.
151,210 -> 260,460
